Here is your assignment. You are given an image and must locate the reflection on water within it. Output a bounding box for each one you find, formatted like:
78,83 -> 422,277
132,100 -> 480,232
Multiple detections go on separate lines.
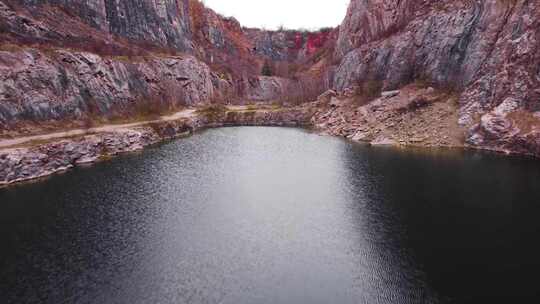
0,127 -> 539,303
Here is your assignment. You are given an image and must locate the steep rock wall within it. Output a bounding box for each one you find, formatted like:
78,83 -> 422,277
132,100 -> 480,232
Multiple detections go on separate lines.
334,0 -> 518,90
11,0 -> 193,51
245,28 -> 336,62
0,0 -> 331,132
335,0 -> 415,59
0,49 -> 214,128
333,0 -> 540,155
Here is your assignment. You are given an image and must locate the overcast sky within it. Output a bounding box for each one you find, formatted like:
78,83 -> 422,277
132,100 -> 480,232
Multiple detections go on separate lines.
203,0 -> 350,30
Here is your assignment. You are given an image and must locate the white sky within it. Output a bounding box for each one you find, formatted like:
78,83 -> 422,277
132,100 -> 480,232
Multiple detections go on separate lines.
203,0 -> 350,30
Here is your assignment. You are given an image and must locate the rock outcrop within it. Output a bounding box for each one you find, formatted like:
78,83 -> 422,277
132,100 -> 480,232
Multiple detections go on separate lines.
0,48 -> 214,129
333,0 -> 540,156
334,0 -> 522,90
11,0 -> 193,51
335,0 -> 415,59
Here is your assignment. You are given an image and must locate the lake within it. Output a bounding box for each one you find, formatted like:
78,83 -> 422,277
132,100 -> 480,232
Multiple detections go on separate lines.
1,127 -> 539,303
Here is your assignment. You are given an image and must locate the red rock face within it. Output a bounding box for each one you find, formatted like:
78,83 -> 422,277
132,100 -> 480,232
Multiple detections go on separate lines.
305,31 -> 333,56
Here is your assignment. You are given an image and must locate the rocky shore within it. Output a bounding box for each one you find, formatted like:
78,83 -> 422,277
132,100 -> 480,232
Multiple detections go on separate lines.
310,86 -> 540,158
311,86 -> 465,148
0,106 -> 314,186
2,88 -> 540,187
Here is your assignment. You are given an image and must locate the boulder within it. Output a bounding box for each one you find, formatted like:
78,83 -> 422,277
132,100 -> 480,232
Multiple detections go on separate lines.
381,90 -> 400,99
371,136 -> 397,146
317,90 -> 337,104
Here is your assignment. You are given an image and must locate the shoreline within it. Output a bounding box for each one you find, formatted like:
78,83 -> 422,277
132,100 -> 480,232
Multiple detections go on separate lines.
0,105 -> 313,187
1,103 -> 537,188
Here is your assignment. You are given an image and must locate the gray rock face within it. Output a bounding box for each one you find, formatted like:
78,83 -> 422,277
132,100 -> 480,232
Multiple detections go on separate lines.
334,1 -> 519,91
335,0 -> 415,59
16,0 -> 109,30
242,27 -> 337,64
12,0 -> 193,51
333,0 -> 540,155
244,76 -> 294,102
0,49 -> 214,126
0,45 -> 312,129
244,29 -> 292,61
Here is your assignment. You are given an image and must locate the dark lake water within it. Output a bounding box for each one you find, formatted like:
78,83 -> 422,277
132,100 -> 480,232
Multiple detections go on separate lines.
1,127 -> 539,303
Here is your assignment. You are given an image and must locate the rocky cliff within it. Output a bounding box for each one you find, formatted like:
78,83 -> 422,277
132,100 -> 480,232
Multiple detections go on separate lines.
332,0 -> 540,156
13,0 -> 194,51
0,0 -> 332,134
1,0 -> 540,158
0,49 -> 214,129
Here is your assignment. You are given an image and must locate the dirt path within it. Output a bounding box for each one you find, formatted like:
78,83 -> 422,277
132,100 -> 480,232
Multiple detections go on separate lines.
0,108 -> 198,149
